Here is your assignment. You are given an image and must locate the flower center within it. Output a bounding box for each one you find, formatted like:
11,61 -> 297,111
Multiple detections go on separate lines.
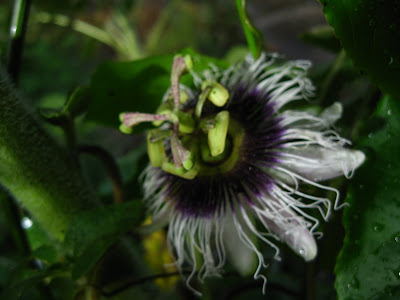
145,98 -> 245,179
119,54 -> 245,179
198,118 -> 244,176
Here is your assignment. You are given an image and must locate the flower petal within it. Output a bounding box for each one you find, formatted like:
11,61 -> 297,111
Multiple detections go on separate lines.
277,145 -> 365,182
223,213 -> 257,276
258,210 -> 317,262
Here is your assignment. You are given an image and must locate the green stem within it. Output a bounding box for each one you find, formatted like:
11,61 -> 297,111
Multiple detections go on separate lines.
99,271 -> 186,297
0,69 -> 98,241
79,145 -> 124,204
64,118 -> 78,158
6,0 -> 31,82
6,0 -> 31,83
33,11 -> 143,60
33,12 -> 115,51
235,0 -> 263,59
144,1 -> 175,55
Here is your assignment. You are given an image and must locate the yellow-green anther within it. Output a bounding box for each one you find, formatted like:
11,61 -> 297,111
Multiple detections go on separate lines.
119,124 -> 133,134
161,160 -> 200,180
179,90 -> 189,104
201,80 -> 229,107
208,111 -> 230,157
195,86 -> 211,118
183,55 -> 193,71
176,111 -> 195,133
147,132 -> 166,167
182,152 -> 194,170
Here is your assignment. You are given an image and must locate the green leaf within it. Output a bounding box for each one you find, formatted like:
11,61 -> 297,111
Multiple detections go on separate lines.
1,265 -> 64,300
86,49 -> 228,129
319,0 -> 400,99
335,95 -> 400,299
300,25 -> 342,53
40,86 -> 90,125
63,201 -> 144,279
224,45 -> 249,65
32,245 -> 58,265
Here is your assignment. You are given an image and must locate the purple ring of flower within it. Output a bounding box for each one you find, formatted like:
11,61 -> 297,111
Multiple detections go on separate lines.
157,87 -> 284,218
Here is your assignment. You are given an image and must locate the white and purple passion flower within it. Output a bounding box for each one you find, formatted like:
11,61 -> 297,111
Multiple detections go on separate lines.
119,53 -> 365,293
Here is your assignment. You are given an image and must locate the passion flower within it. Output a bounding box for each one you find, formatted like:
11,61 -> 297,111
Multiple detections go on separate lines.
120,53 -> 365,294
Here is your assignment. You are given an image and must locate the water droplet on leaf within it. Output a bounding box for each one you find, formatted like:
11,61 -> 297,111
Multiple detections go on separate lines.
373,223 -> 384,232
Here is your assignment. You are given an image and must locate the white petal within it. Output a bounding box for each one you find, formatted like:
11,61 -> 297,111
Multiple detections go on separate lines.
278,146 -> 365,182
320,102 -> 342,126
258,211 -> 317,262
223,213 -> 257,276
279,224 -> 317,262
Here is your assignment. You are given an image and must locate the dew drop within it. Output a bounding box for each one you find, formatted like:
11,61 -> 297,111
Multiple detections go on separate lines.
299,248 -> 305,256
21,217 -> 33,229
395,237 -> 400,243
368,132 -> 373,138
373,222 -> 384,232
388,109 -> 392,115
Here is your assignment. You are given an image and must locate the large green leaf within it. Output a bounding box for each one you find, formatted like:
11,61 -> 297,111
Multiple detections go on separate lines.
86,49 -> 228,128
335,95 -> 400,299
63,201 -> 144,279
319,0 -> 400,99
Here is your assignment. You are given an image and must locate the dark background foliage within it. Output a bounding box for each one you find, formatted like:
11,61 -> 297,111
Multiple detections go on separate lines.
0,0 -> 399,299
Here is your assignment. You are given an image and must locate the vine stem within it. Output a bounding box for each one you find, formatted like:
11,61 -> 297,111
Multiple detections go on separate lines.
98,271 -> 188,297
79,145 -> 124,204
6,0 -> 31,83
3,0 -> 32,265
235,0 -> 263,59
